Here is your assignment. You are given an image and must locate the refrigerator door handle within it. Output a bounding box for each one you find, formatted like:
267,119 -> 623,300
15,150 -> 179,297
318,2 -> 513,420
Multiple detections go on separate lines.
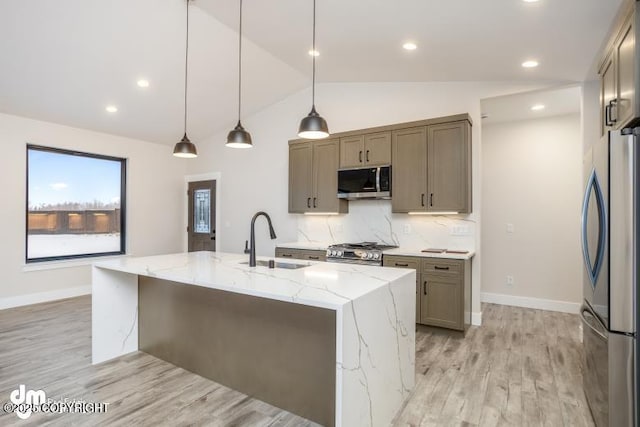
580,306 -> 607,340
581,169 -> 607,288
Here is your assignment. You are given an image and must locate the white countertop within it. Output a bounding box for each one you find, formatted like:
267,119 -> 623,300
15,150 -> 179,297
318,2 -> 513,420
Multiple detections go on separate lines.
94,251 -> 414,311
277,242 -> 475,260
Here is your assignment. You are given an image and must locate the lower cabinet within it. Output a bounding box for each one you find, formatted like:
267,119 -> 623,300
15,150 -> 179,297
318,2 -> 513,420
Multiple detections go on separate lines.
383,255 -> 471,331
275,248 -> 326,262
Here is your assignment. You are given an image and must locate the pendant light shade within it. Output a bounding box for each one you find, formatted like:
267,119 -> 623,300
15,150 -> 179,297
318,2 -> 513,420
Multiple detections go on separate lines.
226,0 -> 253,148
173,133 -> 197,158
173,0 -> 198,158
298,0 -> 329,139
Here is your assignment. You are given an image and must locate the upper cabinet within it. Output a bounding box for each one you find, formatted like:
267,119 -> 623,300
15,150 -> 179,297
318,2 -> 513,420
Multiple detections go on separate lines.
339,132 -> 391,168
392,120 -> 472,214
599,2 -> 640,132
289,139 -> 348,214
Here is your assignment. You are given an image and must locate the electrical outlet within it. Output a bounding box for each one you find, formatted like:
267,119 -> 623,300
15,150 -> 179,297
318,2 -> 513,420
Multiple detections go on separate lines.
450,225 -> 470,236
506,275 -> 514,286
506,223 -> 515,233
403,224 -> 411,234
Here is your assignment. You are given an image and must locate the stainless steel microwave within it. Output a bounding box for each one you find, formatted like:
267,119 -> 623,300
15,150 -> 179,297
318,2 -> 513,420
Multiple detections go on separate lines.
337,166 -> 391,200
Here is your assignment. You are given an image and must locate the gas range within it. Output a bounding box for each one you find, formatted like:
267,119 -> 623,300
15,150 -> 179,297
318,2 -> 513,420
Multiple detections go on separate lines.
325,242 -> 398,266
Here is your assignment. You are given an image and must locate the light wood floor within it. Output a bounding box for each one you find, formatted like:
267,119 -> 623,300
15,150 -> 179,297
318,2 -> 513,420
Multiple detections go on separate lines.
0,297 -> 593,426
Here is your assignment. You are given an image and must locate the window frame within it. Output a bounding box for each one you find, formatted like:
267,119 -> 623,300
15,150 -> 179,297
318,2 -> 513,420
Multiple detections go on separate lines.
25,144 -> 127,263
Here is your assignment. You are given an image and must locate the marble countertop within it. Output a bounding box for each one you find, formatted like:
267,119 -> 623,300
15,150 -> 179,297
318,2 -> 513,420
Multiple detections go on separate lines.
277,242 -> 475,260
94,251 -> 414,311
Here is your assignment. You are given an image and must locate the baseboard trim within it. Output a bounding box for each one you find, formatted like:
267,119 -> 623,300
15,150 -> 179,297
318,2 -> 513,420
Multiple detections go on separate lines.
471,311 -> 482,326
0,285 -> 91,310
480,292 -> 580,314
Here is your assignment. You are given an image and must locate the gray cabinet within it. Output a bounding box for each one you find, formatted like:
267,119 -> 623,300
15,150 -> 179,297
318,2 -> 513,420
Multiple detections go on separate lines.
339,132 -> 391,168
288,139 -> 348,214
392,121 -> 471,214
275,248 -> 326,261
384,255 -> 471,332
383,255 -> 421,322
599,3 -> 640,131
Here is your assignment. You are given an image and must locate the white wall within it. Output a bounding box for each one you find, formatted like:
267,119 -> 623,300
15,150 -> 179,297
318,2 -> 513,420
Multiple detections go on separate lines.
187,81 -> 548,318
0,113 -> 186,305
481,114 -> 583,311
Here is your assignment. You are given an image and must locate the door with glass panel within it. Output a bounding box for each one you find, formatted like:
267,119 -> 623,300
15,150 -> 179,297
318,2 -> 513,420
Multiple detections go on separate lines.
188,180 -> 216,252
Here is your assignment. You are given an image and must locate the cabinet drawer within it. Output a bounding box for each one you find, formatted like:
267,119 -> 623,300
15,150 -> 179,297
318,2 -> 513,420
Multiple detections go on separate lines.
383,256 -> 420,270
422,258 -> 463,275
300,250 -> 326,261
275,248 -> 302,259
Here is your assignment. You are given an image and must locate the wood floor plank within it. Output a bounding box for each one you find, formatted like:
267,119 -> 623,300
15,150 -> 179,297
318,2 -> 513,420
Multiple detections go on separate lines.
0,297 -> 595,427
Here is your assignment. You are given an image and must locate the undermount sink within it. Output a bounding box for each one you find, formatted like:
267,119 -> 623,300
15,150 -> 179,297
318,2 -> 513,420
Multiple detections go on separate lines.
240,260 -> 310,270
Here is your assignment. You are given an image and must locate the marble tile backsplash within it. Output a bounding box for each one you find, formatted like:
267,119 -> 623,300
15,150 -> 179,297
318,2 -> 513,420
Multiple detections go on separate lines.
296,200 -> 476,250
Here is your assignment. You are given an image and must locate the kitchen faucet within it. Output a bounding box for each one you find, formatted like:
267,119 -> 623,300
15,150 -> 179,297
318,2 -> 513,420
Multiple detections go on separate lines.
245,211 -> 277,267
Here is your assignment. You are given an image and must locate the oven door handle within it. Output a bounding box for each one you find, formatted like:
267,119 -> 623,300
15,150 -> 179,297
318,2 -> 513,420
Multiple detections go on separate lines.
580,306 -> 607,340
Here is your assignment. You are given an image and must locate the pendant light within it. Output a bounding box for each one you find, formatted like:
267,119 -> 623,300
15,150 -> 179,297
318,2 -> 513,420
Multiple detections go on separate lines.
173,0 -> 198,158
226,0 -> 252,148
298,0 -> 329,139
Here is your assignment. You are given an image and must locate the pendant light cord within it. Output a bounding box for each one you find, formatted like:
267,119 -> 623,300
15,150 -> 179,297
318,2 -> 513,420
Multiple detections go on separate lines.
311,0 -> 316,108
238,0 -> 243,122
184,0 -> 190,135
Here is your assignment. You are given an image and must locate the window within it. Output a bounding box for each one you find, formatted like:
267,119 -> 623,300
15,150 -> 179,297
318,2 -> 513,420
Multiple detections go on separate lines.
26,145 -> 126,262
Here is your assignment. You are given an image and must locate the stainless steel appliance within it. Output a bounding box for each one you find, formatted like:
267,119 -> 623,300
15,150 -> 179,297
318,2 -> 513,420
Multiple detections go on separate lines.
326,242 -> 398,265
581,128 -> 639,427
337,166 -> 391,200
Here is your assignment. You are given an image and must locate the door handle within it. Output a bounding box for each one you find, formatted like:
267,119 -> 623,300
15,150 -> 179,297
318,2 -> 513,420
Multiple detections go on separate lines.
313,197 -> 317,208
581,169 -> 607,288
423,281 -> 427,295
421,193 -> 425,207
307,197 -> 311,208
366,150 -> 370,162
359,150 -> 363,163
580,307 -> 606,340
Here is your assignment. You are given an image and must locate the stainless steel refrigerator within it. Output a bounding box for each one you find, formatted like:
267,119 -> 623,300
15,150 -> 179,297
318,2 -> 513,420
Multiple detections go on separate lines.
581,128 -> 638,427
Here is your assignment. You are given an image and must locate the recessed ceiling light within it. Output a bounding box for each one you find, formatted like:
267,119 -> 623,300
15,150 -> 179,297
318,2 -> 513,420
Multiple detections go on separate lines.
403,42 -> 417,51
105,105 -> 118,113
308,49 -> 320,57
137,79 -> 150,88
522,60 -> 539,68
531,104 -> 545,111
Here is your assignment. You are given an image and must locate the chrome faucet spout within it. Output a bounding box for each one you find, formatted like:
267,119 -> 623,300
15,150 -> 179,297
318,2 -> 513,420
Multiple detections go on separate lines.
248,211 -> 277,267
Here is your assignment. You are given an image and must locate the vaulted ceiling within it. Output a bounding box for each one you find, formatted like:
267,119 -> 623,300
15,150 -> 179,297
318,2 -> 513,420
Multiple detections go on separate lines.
0,0 -> 624,144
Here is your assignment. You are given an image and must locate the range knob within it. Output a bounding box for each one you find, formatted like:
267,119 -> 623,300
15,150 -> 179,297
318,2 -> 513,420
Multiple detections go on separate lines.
326,249 -> 331,257
331,250 -> 338,256
337,251 -> 343,257
373,253 -> 380,259
367,252 -> 374,259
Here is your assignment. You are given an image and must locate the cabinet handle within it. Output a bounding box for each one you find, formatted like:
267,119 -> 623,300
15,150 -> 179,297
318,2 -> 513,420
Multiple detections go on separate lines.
430,193 -> 434,207
359,151 -> 363,163
421,194 -> 425,207
282,254 -> 293,258
609,99 -> 618,123
423,281 -> 428,295
395,262 -> 409,267
366,150 -> 370,162
434,266 -> 450,271
308,256 -> 320,260
605,103 -> 612,126
307,197 -> 311,208
313,197 -> 317,208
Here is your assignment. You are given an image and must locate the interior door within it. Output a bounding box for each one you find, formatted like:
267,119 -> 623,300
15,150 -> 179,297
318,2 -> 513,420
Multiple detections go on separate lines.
582,136 -> 609,327
188,180 -> 216,252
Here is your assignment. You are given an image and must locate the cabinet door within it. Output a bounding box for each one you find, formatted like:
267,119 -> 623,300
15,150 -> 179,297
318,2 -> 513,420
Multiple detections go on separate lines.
391,127 -> 428,213
383,256 -> 421,324
289,143 -> 313,213
364,132 -> 391,166
427,122 -> 471,213
421,274 -> 463,330
600,52 -> 616,136
313,139 -> 341,212
339,135 -> 364,168
615,16 -> 636,129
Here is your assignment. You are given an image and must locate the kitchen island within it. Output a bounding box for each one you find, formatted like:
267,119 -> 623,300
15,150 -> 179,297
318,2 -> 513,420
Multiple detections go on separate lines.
92,251 -> 415,427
